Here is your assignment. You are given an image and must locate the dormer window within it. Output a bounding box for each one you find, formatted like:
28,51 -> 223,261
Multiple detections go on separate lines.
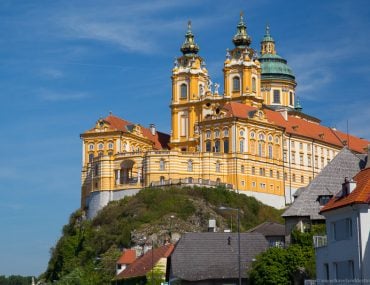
232,76 -> 240,91
317,195 -> 333,206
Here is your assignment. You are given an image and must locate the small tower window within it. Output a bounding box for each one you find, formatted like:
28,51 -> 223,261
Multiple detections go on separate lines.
252,77 -> 256,92
232,76 -> 240,91
273,90 -> 280,103
180,83 -> 188,99
289,92 -> 294,106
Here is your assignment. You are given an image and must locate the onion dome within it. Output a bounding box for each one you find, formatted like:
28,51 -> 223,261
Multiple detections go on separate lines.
232,12 -> 251,48
259,26 -> 295,81
181,21 -> 200,56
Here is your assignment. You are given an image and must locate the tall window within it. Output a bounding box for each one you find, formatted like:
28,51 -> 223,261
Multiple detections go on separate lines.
206,141 -> 211,152
258,142 -> 263,157
88,153 -> 94,162
241,165 -> 245,173
232,76 -> 240,91
180,83 -> 187,99
187,160 -> 193,172
159,159 -> 165,171
268,145 -> 273,159
252,77 -> 256,92
289,92 -> 293,106
273,90 -> 280,103
223,139 -> 229,153
251,166 -> 255,175
214,140 -> 220,152
239,140 -> 244,153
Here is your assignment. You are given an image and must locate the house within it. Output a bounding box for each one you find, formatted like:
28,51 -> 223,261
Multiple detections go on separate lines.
282,147 -> 366,237
115,243 -> 174,285
247,221 -> 285,247
169,232 -> 268,285
116,249 -> 137,275
315,147 -> 370,281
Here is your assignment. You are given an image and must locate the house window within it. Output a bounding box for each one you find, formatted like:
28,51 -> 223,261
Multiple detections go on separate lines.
241,165 -> 245,173
252,77 -> 256,92
301,175 -> 304,183
284,172 -> 287,181
180,116 -> 187,137
108,142 -> 114,149
89,144 -> 94,150
331,218 -> 352,241
232,76 -> 240,91
206,141 -> 211,152
98,143 -> 104,150
206,130 -> 211,139
300,154 -> 304,165
180,83 -> 187,99
283,151 -> 287,162
223,139 -> 229,153
241,180 -> 245,186
334,260 -> 354,280
276,171 -> 280,179
308,155 -> 312,167
223,128 -> 229,137
215,129 -> 220,138
252,181 -> 256,187
260,183 -> 266,189
258,143 -> 263,157
273,90 -> 280,103
291,152 -> 296,164
159,159 -> 165,171
250,132 -> 255,139
251,166 -> 255,175
299,142 -> 303,150
187,160 -> 193,172
259,168 -> 265,176
292,174 -> 296,182
318,195 -> 332,206
270,169 -> 273,177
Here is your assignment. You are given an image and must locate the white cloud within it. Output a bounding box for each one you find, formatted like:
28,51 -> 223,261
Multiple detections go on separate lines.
38,88 -> 90,102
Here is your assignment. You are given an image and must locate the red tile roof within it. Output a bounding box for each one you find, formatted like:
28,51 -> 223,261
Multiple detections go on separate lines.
91,115 -> 170,150
117,243 -> 174,280
320,168 -> 370,213
224,102 -> 369,154
117,249 -> 136,265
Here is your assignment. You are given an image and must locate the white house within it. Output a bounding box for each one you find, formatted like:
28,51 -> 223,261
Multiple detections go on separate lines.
315,153 -> 370,283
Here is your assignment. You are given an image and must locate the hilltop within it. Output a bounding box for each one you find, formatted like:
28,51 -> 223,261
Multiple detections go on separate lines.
42,186 -> 284,284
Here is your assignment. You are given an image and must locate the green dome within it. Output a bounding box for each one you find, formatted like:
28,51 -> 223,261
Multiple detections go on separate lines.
259,53 -> 295,81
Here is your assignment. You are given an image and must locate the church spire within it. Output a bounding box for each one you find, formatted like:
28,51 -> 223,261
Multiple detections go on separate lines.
232,12 -> 251,48
260,25 -> 276,55
180,21 -> 200,56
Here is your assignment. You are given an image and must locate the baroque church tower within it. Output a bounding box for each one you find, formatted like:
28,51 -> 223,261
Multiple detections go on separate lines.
170,21 -> 210,152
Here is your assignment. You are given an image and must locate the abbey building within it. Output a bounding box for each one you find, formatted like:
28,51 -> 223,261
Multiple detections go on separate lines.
80,15 -> 369,218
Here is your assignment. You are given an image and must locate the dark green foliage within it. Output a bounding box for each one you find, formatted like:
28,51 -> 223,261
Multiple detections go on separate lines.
0,276 -> 33,285
43,186 -> 283,283
249,229 -> 317,285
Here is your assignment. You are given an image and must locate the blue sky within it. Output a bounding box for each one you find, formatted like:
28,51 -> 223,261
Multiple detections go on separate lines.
0,0 -> 369,277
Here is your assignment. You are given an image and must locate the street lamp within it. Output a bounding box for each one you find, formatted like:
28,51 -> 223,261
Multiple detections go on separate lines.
219,206 -> 241,285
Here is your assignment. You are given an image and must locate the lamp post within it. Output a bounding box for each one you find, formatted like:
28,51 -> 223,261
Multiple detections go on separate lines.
219,206 -> 241,285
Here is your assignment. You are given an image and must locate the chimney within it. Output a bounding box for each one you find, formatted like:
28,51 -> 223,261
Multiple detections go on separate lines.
366,144 -> 370,169
149,124 -> 156,136
342,177 -> 357,195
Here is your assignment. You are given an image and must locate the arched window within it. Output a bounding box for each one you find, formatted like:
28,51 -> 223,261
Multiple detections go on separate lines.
239,140 -> 244,153
180,83 -> 187,99
223,128 -> 229,137
215,129 -> 220,138
187,160 -> 193,172
206,141 -> 211,152
214,140 -> 220,152
216,161 -> 220,173
232,76 -> 240,91
88,153 -> 94,162
159,159 -> 165,171
206,130 -> 211,139
108,142 -> 114,149
89,144 -> 94,150
252,77 -> 256,92
98,143 -> 104,150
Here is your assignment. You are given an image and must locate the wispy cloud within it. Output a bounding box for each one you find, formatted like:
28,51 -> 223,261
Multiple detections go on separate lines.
39,67 -> 64,79
38,88 -> 90,102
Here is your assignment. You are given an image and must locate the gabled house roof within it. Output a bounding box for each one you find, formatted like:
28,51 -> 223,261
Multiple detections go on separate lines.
320,167 -> 370,213
117,249 -> 136,265
84,114 -> 170,150
282,147 -> 366,220
246,221 -> 285,237
223,102 -> 369,154
117,244 -> 174,280
170,232 -> 268,281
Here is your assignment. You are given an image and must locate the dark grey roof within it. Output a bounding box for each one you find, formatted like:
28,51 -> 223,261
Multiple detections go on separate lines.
282,147 -> 366,220
247,222 -> 285,237
171,232 -> 268,281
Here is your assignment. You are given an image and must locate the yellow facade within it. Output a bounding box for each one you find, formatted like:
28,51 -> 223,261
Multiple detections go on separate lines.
80,17 -> 369,212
